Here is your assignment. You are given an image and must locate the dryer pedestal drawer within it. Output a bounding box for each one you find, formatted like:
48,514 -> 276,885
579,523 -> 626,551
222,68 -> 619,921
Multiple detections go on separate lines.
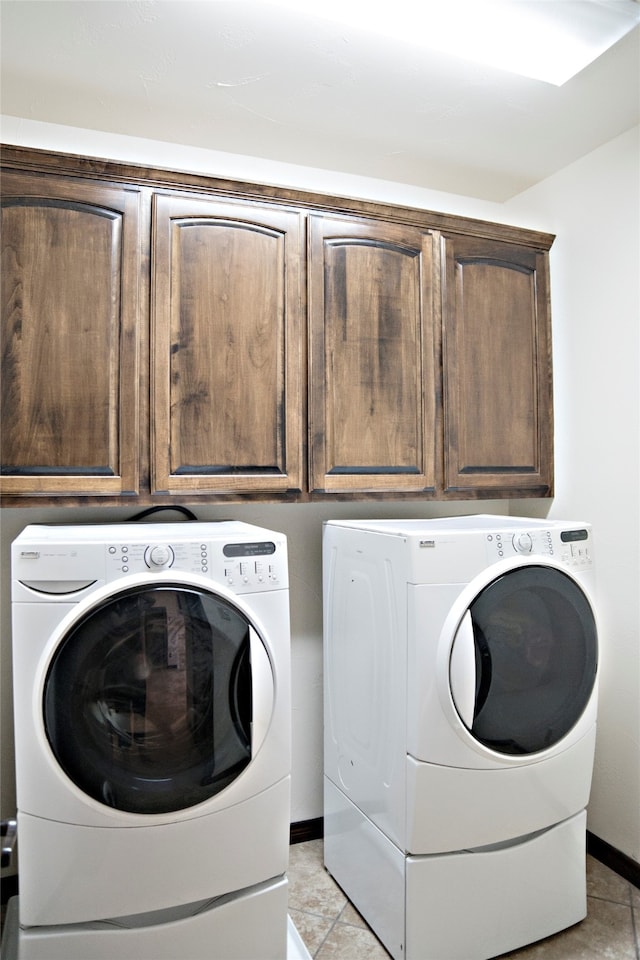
324,776 -> 405,958
405,811 -> 587,960
325,776 -> 587,960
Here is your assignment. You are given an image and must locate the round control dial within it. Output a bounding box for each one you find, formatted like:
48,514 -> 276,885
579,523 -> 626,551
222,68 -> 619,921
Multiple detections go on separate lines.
512,532 -> 533,554
147,544 -> 174,567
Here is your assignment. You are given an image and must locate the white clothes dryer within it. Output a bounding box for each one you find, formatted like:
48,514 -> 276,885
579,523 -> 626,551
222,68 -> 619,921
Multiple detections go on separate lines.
323,516 -> 599,960
10,521 -> 291,960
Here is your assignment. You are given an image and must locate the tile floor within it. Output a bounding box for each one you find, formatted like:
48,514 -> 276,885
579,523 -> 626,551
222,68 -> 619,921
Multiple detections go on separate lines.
288,839 -> 640,960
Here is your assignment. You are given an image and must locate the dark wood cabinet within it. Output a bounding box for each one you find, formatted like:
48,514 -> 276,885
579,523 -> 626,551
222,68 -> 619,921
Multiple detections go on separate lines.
1,170 -> 141,497
308,220 -> 553,498
0,146 -> 555,504
441,234 -> 553,495
308,214 -> 438,494
151,193 -> 304,495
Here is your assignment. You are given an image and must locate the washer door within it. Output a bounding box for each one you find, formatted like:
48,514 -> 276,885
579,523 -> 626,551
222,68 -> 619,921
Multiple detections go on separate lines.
43,581 -> 273,814
449,565 -> 597,756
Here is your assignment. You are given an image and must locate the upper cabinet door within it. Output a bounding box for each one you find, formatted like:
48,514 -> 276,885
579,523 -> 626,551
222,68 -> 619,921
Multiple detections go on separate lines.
441,235 -> 553,495
152,194 -> 304,495
1,172 -> 141,497
308,215 -> 438,494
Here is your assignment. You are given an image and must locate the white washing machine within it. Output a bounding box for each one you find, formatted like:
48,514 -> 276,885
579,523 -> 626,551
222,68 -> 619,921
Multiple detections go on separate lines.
323,515 -> 599,960
9,521 -> 291,960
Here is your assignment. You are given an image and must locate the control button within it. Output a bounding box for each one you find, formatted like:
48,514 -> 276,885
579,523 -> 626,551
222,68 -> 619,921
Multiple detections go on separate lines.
513,533 -> 533,554
108,546 -> 117,554
571,543 -> 589,561
148,544 -> 173,567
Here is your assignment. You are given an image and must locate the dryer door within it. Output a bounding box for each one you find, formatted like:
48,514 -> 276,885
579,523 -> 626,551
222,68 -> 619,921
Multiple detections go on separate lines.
43,581 -> 273,814
449,565 -> 597,756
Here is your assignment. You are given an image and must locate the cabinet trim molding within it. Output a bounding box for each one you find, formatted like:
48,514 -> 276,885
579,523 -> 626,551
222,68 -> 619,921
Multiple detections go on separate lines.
0,144 -> 555,250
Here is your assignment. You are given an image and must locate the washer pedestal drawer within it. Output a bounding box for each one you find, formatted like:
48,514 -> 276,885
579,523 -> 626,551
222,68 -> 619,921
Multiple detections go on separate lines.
1,876 -> 288,960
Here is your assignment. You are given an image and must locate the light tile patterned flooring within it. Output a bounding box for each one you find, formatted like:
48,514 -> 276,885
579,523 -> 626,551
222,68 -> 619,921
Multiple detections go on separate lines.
288,839 -> 640,960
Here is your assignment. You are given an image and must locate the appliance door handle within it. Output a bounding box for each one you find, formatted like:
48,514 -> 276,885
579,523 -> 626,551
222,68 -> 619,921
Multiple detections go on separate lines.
250,626 -> 274,757
449,610 -> 476,729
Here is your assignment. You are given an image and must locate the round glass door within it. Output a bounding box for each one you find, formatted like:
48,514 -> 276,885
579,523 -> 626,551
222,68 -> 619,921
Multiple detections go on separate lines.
43,583 -> 262,814
450,566 -> 597,756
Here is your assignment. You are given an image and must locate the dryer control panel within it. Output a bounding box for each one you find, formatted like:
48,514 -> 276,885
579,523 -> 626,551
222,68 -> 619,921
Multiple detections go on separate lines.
485,526 -> 592,570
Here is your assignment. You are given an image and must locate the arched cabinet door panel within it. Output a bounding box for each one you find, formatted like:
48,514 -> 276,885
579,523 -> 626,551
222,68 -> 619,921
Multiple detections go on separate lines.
308,214 -> 438,494
151,193 -> 304,496
441,234 -> 554,496
1,172 -> 141,496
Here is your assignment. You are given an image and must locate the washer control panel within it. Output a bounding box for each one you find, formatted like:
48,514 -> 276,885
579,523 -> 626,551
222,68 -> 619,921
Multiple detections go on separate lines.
105,538 -> 283,591
106,540 -> 207,575
12,523 -> 288,599
486,526 -> 592,570
222,540 -> 281,588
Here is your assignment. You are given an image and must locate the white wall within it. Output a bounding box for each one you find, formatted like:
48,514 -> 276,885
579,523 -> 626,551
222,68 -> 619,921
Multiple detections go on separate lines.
506,125 -> 640,863
2,118 -> 638,866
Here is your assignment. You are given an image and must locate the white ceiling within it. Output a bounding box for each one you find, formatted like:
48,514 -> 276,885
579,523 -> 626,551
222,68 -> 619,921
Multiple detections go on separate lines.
1,0 -> 639,201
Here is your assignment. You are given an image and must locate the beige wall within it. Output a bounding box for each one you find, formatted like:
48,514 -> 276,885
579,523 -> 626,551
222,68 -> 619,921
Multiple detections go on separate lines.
506,126 -> 640,863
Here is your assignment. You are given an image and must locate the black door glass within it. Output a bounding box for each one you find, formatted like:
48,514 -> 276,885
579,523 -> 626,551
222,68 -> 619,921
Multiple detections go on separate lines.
458,566 -> 597,756
43,584 -> 256,814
